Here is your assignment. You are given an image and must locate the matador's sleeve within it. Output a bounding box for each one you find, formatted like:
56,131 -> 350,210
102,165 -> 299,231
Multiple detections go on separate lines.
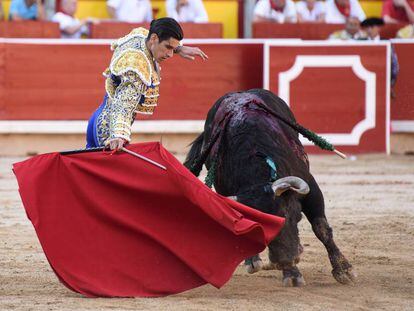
107,48 -> 154,142
108,71 -> 145,142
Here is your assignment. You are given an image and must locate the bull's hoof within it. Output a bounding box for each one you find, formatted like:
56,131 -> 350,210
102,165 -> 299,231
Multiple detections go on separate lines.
244,255 -> 263,274
332,266 -> 356,284
282,267 -> 306,287
245,259 -> 263,274
282,275 -> 306,287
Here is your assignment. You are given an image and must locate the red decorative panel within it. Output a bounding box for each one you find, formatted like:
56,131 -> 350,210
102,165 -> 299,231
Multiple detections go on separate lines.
290,67 -> 365,133
265,43 -> 389,153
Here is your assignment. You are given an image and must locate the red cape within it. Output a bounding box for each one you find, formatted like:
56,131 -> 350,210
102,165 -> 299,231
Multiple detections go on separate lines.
13,142 -> 285,297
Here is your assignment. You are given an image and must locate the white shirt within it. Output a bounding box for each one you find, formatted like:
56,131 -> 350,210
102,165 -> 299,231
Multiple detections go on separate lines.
166,0 -> 208,23
295,1 -> 325,22
52,12 -> 88,39
365,34 -> 380,41
107,0 -> 153,23
325,0 -> 365,23
254,0 -> 297,23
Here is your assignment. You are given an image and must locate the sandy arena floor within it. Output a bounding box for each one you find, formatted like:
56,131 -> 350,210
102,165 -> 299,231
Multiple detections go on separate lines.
1,153 -> 413,311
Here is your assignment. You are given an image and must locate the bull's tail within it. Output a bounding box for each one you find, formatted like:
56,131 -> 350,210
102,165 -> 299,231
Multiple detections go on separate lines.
184,132 -> 205,176
184,127 -> 222,178
257,102 -> 339,154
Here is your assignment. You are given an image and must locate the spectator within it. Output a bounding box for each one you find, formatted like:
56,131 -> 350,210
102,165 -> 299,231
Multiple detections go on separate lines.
396,23 -> 414,37
166,0 -> 208,23
9,0 -> 45,20
296,0 -> 326,22
328,15 -> 363,39
253,0 -> 297,23
325,0 -> 365,23
107,0 -> 152,23
44,0 -> 56,20
52,0 -> 98,39
0,0 -> 4,20
382,0 -> 414,23
359,17 -> 399,92
359,16 -> 384,40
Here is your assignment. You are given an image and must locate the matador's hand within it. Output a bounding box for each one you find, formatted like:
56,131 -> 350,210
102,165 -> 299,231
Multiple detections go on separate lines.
106,138 -> 127,151
177,46 -> 208,61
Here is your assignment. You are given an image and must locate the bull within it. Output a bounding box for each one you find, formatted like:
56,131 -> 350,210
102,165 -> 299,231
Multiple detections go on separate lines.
184,89 -> 355,286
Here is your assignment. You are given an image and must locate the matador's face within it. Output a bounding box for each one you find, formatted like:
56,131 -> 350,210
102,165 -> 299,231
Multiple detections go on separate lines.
148,34 -> 180,63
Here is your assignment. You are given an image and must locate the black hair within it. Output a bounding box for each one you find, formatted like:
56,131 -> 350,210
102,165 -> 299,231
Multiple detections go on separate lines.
148,18 -> 184,42
360,17 -> 385,28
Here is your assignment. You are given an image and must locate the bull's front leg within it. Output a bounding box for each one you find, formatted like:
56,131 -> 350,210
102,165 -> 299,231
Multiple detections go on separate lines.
311,217 -> 355,284
265,241 -> 306,287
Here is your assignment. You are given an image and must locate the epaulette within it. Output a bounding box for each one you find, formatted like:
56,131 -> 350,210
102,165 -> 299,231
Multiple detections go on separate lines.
111,27 -> 149,50
109,49 -> 152,86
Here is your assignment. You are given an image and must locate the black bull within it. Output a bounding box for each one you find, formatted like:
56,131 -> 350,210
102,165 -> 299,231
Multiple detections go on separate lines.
184,89 -> 355,286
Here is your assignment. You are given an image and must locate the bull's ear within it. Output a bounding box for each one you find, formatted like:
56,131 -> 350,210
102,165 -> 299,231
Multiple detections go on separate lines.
271,177 -> 310,197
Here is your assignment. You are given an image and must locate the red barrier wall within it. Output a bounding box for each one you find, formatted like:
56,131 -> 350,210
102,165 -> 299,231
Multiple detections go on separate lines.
392,41 -> 414,122
0,41 -> 263,120
90,22 -> 223,39
0,43 -> 110,120
0,21 -> 60,38
2,39 -> 413,153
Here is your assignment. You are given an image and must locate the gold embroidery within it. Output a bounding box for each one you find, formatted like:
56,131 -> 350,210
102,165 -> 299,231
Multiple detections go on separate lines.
110,49 -> 152,86
109,80 -> 143,141
151,66 -> 160,86
95,28 -> 161,144
96,98 -> 111,147
143,85 -> 159,98
142,96 -> 158,107
111,27 -> 149,50
105,77 -> 117,99
102,67 -> 111,78
135,105 -> 156,115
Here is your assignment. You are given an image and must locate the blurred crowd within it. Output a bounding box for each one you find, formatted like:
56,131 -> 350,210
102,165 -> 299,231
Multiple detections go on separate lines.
0,0 -> 209,38
0,0 -> 413,39
253,0 -> 414,38
253,0 -> 414,25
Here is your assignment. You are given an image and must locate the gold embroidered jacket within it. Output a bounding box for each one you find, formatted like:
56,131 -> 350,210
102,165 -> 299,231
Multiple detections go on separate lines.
96,27 -> 160,145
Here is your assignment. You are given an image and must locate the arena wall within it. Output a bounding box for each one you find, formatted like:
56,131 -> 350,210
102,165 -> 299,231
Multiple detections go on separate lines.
0,38 -> 413,156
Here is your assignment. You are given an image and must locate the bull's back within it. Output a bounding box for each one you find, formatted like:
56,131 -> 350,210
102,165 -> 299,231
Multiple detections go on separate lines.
209,90 -> 309,195
205,90 -> 295,131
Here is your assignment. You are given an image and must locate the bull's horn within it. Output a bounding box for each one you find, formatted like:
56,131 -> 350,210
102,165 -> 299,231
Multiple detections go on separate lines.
271,177 -> 310,196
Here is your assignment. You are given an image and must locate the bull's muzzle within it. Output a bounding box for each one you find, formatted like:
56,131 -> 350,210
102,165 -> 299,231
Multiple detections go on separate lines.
271,177 -> 310,196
